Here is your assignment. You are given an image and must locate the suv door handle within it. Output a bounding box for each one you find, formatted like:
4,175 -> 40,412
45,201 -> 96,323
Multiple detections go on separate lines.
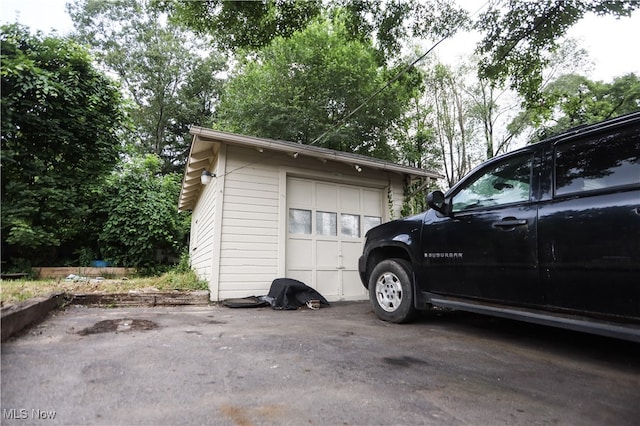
493,218 -> 527,228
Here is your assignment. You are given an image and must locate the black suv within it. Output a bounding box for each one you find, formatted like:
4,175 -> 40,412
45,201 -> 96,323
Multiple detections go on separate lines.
359,112 -> 640,342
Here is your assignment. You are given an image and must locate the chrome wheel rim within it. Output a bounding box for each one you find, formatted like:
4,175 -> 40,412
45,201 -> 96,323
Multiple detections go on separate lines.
375,272 -> 403,312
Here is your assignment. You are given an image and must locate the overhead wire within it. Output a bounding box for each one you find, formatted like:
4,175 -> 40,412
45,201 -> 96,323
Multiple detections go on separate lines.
307,0 -> 492,148
202,1 -> 493,179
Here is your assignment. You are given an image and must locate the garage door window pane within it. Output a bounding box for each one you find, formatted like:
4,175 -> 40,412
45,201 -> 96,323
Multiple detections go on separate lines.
341,214 -> 360,238
289,209 -> 311,235
364,216 -> 381,233
316,211 -> 337,236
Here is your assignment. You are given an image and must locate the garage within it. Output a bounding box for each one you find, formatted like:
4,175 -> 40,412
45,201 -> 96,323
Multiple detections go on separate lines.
178,126 -> 440,302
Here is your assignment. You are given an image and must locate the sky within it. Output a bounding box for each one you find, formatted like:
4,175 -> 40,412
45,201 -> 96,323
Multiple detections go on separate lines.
1,0 -> 639,82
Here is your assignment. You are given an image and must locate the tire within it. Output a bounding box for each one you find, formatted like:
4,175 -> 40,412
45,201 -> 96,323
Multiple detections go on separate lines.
368,258 -> 416,323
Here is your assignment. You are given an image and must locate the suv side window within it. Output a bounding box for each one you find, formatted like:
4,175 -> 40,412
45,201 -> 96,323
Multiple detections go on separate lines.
452,154 -> 533,213
555,127 -> 640,196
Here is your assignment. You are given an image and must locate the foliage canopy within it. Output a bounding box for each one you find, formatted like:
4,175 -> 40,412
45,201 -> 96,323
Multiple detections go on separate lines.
68,0 -> 227,174
215,15 -> 422,160
162,0 -> 468,63
1,23 -> 124,264
159,0 -> 323,52
476,0 -> 640,109
99,155 -> 189,269
525,72 -> 640,141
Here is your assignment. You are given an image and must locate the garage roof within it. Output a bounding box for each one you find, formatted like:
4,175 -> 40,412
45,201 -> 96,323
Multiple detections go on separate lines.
179,126 -> 443,211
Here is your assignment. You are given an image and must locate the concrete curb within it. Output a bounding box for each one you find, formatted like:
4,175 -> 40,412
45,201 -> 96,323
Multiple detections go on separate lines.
1,293 -> 67,342
70,290 -> 211,307
1,291 -> 211,342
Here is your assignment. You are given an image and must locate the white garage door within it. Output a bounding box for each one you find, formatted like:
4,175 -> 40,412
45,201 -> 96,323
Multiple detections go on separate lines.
286,177 -> 384,300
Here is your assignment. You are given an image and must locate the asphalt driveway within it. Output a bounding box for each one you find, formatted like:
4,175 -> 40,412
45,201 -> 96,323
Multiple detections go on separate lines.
1,302 -> 639,425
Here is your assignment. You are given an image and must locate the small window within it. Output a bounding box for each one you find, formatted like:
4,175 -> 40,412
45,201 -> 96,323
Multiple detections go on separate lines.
555,128 -> 640,196
341,214 -> 360,238
364,216 -> 382,233
316,211 -> 337,236
452,154 -> 532,212
289,209 -> 311,235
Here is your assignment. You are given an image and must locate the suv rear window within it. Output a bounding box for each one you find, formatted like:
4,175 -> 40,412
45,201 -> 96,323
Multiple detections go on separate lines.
555,127 -> 640,196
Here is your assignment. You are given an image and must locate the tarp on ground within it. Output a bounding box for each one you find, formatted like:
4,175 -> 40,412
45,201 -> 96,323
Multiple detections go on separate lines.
221,278 -> 330,310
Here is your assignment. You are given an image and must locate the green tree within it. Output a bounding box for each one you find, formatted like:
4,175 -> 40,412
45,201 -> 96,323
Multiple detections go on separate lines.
475,0 -> 640,109
465,72 -> 525,160
424,63 -> 482,187
160,0 -> 323,52
1,23 -> 124,266
68,0 -> 226,174
215,15 -> 421,160
461,38 -> 593,161
335,0 -> 467,62
390,60 -> 441,215
397,127 -> 441,216
99,155 -> 189,269
526,73 -> 640,141
162,0 -> 467,62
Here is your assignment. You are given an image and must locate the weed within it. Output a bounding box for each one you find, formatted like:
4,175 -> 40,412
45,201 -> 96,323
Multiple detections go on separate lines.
0,270 -> 207,306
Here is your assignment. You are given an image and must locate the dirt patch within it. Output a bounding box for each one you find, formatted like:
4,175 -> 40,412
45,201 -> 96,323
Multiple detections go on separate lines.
218,404 -> 287,426
77,318 -> 158,335
382,355 -> 430,368
219,405 -> 252,426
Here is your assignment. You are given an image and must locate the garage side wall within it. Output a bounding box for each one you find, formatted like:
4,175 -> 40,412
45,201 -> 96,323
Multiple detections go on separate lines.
217,146 -> 281,300
190,157 -> 220,290
215,145 -> 409,301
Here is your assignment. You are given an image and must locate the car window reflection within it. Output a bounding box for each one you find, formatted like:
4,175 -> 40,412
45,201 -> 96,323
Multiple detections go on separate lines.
452,154 -> 532,212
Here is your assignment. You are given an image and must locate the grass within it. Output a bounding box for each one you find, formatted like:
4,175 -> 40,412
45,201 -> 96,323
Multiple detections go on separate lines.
0,270 -> 208,306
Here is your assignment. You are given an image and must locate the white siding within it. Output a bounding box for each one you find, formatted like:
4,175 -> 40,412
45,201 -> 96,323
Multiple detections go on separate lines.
217,147 -> 281,300
190,173 -> 217,283
189,146 -> 226,300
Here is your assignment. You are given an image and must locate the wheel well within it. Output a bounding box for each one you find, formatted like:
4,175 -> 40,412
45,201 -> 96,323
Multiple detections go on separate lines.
364,246 -> 412,289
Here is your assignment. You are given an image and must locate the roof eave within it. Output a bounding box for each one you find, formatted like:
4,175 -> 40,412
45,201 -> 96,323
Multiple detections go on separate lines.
178,127 -> 444,211
189,126 -> 442,179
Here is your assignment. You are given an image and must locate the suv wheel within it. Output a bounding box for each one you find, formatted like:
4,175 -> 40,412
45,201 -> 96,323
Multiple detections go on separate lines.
369,259 -> 415,323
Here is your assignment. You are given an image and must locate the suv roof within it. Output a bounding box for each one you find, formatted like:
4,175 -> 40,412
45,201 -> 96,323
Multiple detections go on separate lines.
541,111 -> 640,145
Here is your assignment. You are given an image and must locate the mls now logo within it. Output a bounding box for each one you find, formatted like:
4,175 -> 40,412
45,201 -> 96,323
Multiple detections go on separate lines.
3,408 -> 57,420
